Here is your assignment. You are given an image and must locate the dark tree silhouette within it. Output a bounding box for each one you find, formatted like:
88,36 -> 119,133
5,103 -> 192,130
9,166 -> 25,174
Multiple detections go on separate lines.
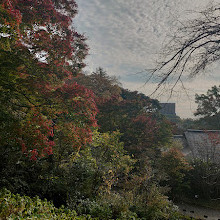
195,85 -> 220,117
194,85 -> 220,129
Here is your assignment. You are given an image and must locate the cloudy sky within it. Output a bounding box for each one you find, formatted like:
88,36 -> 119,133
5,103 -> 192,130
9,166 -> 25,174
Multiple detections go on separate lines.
74,0 -> 219,118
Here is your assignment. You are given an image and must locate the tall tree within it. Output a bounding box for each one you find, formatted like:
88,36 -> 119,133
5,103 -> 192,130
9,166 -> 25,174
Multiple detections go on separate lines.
194,85 -> 220,129
195,85 -> 220,117
0,0 -> 98,160
75,70 -> 172,159
75,67 -> 122,103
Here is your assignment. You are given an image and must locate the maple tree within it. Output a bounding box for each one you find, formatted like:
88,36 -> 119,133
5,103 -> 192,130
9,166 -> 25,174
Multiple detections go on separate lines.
96,88 -> 172,158
0,0 -> 98,160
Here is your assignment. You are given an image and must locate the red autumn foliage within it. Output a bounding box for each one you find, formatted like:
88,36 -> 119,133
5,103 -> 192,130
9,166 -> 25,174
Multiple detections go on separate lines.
207,131 -> 220,145
0,0 -> 98,160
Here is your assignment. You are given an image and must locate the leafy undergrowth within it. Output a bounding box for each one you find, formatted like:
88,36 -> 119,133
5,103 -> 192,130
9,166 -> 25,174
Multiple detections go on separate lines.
0,189 -> 193,220
0,189 -> 95,220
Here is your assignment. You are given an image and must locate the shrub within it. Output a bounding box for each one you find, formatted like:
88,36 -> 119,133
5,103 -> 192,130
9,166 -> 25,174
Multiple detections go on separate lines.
74,198 -> 112,220
0,188 -> 94,219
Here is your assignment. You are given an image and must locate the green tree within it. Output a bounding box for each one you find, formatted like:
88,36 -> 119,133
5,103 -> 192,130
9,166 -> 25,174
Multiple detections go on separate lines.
0,188 -> 95,219
194,85 -> 220,129
195,85 -> 220,117
74,67 -> 122,103
76,70 -> 173,175
65,130 -> 135,219
159,147 -> 192,199
90,130 -> 134,192
188,159 -> 220,200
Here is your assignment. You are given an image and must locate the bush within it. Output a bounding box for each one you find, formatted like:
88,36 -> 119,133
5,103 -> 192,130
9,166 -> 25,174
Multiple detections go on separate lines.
72,194 -> 139,220
0,188 -> 94,219
74,198 -> 112,220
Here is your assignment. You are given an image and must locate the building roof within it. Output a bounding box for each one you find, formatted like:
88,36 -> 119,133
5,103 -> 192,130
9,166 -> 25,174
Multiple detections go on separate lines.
184,129 -> 220,163
186,129 -> 220,133
173,130 -> 220,162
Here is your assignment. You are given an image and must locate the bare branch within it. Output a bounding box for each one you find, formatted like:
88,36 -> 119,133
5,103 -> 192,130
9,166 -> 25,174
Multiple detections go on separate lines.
150,3 -> 220,92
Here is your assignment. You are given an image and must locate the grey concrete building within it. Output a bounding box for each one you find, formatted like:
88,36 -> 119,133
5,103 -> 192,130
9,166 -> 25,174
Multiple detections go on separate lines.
160,103 -> 176,116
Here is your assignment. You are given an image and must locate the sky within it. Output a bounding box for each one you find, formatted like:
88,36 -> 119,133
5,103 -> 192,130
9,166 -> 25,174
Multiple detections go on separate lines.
74,0 -> 220,119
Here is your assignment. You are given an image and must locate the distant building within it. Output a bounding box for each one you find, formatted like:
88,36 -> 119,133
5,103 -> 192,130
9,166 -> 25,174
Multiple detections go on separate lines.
160,103 -> 176,116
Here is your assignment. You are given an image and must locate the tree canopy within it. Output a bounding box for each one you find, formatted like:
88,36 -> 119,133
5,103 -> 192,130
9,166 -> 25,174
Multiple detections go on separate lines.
195,85 -> 220,117
74,70 -> 173,165
0,0 -> 98,160
193,85 -> 220,129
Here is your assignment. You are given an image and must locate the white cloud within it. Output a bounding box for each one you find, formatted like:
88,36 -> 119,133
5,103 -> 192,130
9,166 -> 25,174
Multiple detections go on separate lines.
74,0 -> 220,118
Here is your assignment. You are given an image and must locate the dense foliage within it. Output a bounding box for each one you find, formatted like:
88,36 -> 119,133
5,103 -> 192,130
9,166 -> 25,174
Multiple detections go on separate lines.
74,69 -> 172,159
194,85 -> 220,129
1,0 -> 215,219
0,0 -> 98,159
159,148 -> 192,199
0,188 -> 94,219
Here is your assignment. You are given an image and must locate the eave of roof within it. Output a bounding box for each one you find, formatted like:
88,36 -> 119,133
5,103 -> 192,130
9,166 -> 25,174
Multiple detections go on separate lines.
186,129 -> 220,133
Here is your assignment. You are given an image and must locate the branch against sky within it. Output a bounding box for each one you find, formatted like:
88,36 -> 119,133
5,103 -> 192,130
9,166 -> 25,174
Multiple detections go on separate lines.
150,3 -> 220,94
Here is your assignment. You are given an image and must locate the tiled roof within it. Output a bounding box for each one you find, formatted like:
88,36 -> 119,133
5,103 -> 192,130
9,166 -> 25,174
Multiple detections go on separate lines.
184,130 -> 220,163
